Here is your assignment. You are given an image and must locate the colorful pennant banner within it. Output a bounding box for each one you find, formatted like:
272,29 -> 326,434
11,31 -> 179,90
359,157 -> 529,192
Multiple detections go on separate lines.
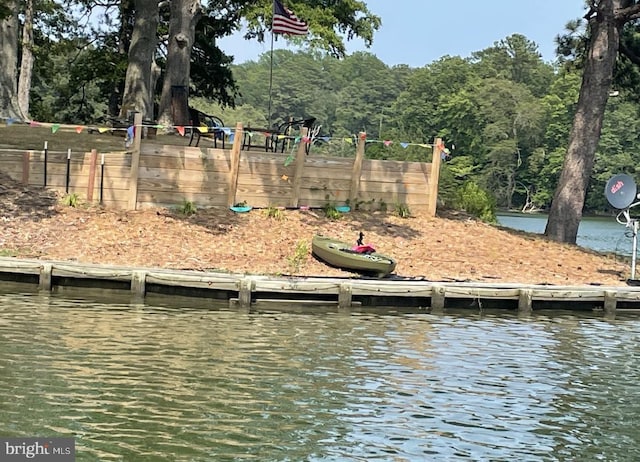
1,116 -> 446,151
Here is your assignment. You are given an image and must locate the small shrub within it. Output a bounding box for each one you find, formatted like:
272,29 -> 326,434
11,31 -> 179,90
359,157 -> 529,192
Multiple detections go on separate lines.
179,199 -> 197,216
454,181 -> 496,223
395,203 -> 411,218
323,203 -> 342,220
378,199 -> 388,212
288,240 -> 309,273
264,205 -> 286,220
61,193 -> 80,207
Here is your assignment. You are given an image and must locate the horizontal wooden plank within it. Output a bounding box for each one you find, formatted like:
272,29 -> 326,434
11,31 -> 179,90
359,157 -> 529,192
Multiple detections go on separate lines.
136,191 -> 228,207
362,159 -> 431,175
146,270 -> 240,291
137,179 -> 228,194
140,155 -> 231,172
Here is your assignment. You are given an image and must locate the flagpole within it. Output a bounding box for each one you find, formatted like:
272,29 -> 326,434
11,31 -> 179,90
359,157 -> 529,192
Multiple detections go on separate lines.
267,1 -> 276,131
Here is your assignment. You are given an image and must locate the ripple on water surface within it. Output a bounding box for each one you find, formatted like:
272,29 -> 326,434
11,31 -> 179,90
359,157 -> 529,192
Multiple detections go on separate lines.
0,291 -> 639,461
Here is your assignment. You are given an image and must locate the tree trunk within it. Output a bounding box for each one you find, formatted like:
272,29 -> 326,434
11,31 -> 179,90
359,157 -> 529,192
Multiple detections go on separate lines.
545,0 -> 621,243
17,0 -> 33,118
0,0 -> 23,120
120,0 -> 159,121
157,0 -> 202,127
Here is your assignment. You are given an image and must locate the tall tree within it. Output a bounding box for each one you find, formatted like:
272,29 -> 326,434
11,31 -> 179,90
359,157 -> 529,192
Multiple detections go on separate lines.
157,0 -> 202,125
545,0 -> 640,243
120,0 -> 159,120
0,0 -> 23,119
17,0 -> 34,117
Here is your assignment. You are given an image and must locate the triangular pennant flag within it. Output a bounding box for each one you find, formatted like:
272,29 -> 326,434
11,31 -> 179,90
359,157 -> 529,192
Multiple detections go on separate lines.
197,126 -> 208,133
419,143 -> 431,148
229,133 -> 235,142
320,136 -> 331,142
177,126 -> 185,136
400,142 -> 409,149
51,124 -> 60,134
6,118 -> 15,126
29,121 -> 40,127
277,134 -> 286,140
75,126 -> 84,134
359,133 -> 367,140
383,140 -> 392,147
98,127 -> 109,133
344,138 -> 353,144
302,136 -> 310,143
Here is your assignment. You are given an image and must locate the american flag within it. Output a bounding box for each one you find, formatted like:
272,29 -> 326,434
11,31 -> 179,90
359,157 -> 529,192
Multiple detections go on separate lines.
273,0 -> 309,36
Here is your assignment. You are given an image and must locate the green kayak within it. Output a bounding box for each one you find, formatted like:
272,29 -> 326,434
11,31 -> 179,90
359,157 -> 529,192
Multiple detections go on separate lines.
312,234 -> 396,277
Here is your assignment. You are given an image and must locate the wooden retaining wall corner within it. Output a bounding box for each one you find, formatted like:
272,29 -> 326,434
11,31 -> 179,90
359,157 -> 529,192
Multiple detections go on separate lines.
349,132 -> 366,205
128,112 -> 143,210
428,137 -> 443,217
86,149 -> 98,202
289,126 -> 309,208
227,122 -> 243,207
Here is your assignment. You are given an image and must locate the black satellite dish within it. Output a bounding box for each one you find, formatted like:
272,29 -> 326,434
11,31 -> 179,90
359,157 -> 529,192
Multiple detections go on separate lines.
605,174 -> 638,209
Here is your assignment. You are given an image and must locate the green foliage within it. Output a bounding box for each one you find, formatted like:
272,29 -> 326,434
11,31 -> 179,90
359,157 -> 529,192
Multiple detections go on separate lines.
323,203 -> 342,220
288,240 -> 309,274
454,181 -> 497,223
395,203 -> 411,218
61,193 -> 80,207
179,199 -> 197,216
264,205 -> 286,220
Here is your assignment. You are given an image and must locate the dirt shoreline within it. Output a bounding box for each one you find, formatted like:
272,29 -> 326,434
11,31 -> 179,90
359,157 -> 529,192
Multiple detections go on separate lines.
0,172 -> 631,287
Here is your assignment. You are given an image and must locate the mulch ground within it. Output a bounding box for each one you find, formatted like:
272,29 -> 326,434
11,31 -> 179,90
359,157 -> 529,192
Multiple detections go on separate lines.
0,171 -> 631,286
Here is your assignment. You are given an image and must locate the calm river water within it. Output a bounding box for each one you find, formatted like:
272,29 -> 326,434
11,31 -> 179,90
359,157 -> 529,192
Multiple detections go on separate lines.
1,286 -> 640,461
497,213 -> 633,256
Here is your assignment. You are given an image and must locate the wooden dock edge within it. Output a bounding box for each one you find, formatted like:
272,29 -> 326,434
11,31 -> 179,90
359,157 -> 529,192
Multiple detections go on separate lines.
1,257 -> 640,316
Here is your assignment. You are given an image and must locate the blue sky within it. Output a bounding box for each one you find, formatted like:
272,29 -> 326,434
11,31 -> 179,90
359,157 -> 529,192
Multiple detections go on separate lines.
218,0 -> 587,67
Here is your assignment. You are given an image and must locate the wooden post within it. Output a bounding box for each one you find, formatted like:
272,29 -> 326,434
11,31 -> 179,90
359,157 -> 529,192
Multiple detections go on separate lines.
86,149 -> 98,202
431,285 -> 445,313
127,112 -> 143,210
238,277 -> 254,309
428,137 -> 443,217
338,282 -> 353,309
518,289 -> 533,315
349,132 -> 366,205
228,122 -> 243,206
39,263 -> 52,291
603,290 -> 617,318
289,126 -> 309,208
22,151 -> 30,185
131,271 -> 147,297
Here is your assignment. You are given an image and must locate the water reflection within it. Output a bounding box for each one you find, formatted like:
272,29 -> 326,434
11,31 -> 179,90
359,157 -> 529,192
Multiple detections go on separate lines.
0,289 -> 639,461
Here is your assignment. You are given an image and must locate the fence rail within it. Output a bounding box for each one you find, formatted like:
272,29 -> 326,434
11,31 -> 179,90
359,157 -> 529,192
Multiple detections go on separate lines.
0,115 -> 443,215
